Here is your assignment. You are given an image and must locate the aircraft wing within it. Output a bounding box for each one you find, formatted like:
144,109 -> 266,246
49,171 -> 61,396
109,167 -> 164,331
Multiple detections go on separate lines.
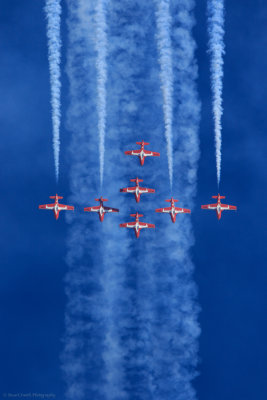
144,150 -> 160,157
120,222 -> 136,228
201,203 -> 217,210
139,187 -> 155,193
39,204 -> 55,210
84,206 -> 100,212
221,204 -> 237,211
155,207 -> 172,213
120,186 -> 136,193
104,206 -> 119,213
175,207 -> 191,214
125,150 -> 141,156
58,203 -> 74,210
139,222 -> 155,229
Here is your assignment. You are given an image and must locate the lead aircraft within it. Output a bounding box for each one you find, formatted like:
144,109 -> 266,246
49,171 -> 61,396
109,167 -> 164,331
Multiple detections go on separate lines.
201,194 -> 237,220
156,197 -> 191,223
120,212 -> 155,238
84,196 -> 119,222
125,140 -> 160,166
39,194 -> 74,220
120,177 -> 155,203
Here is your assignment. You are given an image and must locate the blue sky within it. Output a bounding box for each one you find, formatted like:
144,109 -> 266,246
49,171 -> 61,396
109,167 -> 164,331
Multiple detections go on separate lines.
0,1 -> 266,399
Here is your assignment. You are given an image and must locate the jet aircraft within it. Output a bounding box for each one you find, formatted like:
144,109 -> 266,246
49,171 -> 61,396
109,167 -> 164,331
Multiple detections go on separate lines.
84,196 -> 119,222
124,140 -> 160,166
120,212 -> 155,238
201,194 -> 237,220
155,197 -> 191,223
39,194 -> 74,220
120,177 -> 155,203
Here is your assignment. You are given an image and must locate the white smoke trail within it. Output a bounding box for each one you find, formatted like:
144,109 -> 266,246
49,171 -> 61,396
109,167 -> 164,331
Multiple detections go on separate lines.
145,1 -> 201,398
155,0 -> 174,189
207,0 -> 225,186
45,0 -> 62,182
62,1 -> 127,398
95,0 -> 108,188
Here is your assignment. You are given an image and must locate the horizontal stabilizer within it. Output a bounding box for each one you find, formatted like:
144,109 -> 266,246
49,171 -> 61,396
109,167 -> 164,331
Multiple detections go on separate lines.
212,195 -> 225,199
136,141 -> 149,146
130,178 -> 143,182
165,198 -> 178,203
130,213 -> 143,218
95,198 -> 108,202
50,195 -> 63,199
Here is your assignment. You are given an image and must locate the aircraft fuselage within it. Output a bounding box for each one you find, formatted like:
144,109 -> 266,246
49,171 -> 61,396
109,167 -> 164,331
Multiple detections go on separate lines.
216,204 -> 222,220
53,199 -> 59,220
99,204 -> 105,222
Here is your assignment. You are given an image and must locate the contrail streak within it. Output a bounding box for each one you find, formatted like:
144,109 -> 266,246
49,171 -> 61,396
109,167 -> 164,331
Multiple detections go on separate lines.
95,0 -> 108,188
155,0 -> 174,189
207,0 -> 225,186
44,0 -> 62,182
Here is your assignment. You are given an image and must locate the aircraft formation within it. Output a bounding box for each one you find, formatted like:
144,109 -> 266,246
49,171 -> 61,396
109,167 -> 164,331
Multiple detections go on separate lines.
39,140 -> 237,237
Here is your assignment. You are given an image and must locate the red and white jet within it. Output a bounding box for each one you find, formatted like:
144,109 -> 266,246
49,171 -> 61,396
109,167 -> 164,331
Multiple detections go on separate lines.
124,140 -> 160,166
84,196 -> 119,222
120,177 -> 155,203
201,194 -> 237,220
155,197 -> 191,223
39,194 -> 74,220
120,212 -> 155,238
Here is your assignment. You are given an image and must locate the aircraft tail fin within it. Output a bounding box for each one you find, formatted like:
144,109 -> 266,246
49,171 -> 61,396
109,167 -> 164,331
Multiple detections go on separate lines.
50,195 -> 63,199
165,198 -> 178,203
212,194 -> 225,199
136,141 -> 149,146
95,198 -> 108,202
130,213 -> 144,218
130,178 -> 143,182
